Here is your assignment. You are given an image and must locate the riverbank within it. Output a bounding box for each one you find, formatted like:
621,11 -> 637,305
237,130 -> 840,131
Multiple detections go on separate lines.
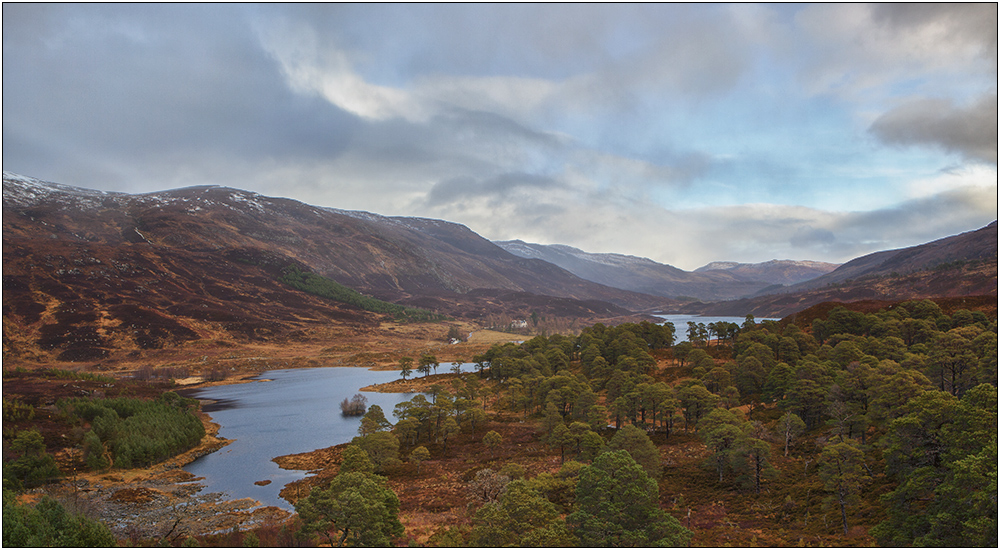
24,411 -> 293,543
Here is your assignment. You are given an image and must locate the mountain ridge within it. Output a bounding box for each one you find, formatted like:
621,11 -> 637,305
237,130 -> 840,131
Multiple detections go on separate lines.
3,171 -> 994,361
494,240 -> 838,300
2,171 -> 674,363
684,221 -> 997,317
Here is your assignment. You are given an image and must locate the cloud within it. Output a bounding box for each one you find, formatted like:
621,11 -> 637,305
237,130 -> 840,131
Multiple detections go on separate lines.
794,3 -> 997,98
870,3 -> 998,66
869,94 -> 998,163
425,172 -> 565,207
790,226 -> 836,248
3,4 -> 995,272
2,4 -> 364,192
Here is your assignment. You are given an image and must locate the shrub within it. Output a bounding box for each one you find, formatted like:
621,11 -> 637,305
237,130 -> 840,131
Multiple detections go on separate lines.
340,393 -> 367,416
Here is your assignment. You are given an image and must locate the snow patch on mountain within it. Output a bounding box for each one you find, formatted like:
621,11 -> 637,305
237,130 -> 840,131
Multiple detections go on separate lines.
3,171 -> 115,209
497,240 -> 658,268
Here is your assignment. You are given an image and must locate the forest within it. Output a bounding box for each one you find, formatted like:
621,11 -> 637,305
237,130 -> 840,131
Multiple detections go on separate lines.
279,265 -> 448,323
3,299 -> 996,546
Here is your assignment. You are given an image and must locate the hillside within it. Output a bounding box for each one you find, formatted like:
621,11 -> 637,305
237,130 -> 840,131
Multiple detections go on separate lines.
495,240 -> 777,300
683,223 -> 998,318
694,259 -> 840,285
787,221 -> 998,291
2,172 -> 671,364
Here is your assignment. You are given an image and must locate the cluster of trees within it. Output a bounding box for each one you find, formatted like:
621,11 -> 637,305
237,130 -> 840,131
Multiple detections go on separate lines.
398,353 -> 441,380
333,373 -> 492,480
339,393 -> 367,416
305,436 -> 691,548
685,320 -> 740,347
280,265 -> 446,323
467,300 -> 996,545
2,491 -> 115,547
4,429 -> 62,489
60,392 -> 205,470
463,449 -> 691,547
295,446 -> 404,546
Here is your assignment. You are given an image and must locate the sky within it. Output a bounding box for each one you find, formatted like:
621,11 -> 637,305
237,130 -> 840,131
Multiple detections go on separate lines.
3,3 -> 997,271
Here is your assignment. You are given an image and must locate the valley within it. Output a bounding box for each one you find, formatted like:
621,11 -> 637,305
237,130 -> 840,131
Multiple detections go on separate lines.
3,172 -> 997,547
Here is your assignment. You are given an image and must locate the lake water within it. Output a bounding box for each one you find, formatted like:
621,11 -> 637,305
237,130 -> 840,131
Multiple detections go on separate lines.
653,314 -> 778,343
181,363 -> 481,510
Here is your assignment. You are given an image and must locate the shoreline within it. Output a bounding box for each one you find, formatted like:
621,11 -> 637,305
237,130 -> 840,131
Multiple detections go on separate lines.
36,411 -> 294,541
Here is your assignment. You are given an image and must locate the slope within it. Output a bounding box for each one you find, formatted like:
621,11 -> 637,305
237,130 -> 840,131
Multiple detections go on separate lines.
3,172 -> 671,363
684,222 -> 998,318
495,240 -> 826,300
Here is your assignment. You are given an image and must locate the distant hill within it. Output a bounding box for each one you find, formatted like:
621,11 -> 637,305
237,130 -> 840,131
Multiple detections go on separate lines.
495,240 -> 834,300
684,222 -> 998,318
789,222 -> 998,291
4,171 -> 994,362
694,259 -> 839,285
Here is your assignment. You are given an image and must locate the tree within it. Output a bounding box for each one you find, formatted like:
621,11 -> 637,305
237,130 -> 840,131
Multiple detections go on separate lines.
482,430 -> 503,459
673,341 -> 694,367
744,437 -> 774,494
568,450 -> 692,547
467,468 -> 510,505
776,412 -> 806,457
698,408 -> 749,484
398,357 -> 413,380
6,429 -> 61,488
818,439 -> 869,536
351,432 -> 401,473
440,416 -> 460,455
2,495 -> 116,547
548,423 -> 574,463
82,430 -> 111,471
418,353 -> 438,378
608,424 -> 661,479
295,471 -> 404,547
470,479 -> 576,547
409,446 -> 430,475
339,444 -> 375,475
676,382 -> 719,431
340,393 -> 367,416
358,405 -> 392,437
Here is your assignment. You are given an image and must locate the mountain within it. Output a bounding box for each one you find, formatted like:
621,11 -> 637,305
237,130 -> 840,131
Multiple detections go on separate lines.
685,222 -> 998,318
494,240 -> 832,300
694,259 -> 840,285
2,171 -> 672,363
788,222 -> 998,291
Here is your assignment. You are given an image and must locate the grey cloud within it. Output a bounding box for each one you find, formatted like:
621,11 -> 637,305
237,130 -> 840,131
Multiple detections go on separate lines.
869,94 -> 998,163
790,226 -> 835,247
425,172 -> 564,207
871,3 -> 998,64
2,4 -> 361,190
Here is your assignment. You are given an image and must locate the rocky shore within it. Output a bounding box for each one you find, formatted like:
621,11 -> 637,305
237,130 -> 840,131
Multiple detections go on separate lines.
28,412 -> 293,543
